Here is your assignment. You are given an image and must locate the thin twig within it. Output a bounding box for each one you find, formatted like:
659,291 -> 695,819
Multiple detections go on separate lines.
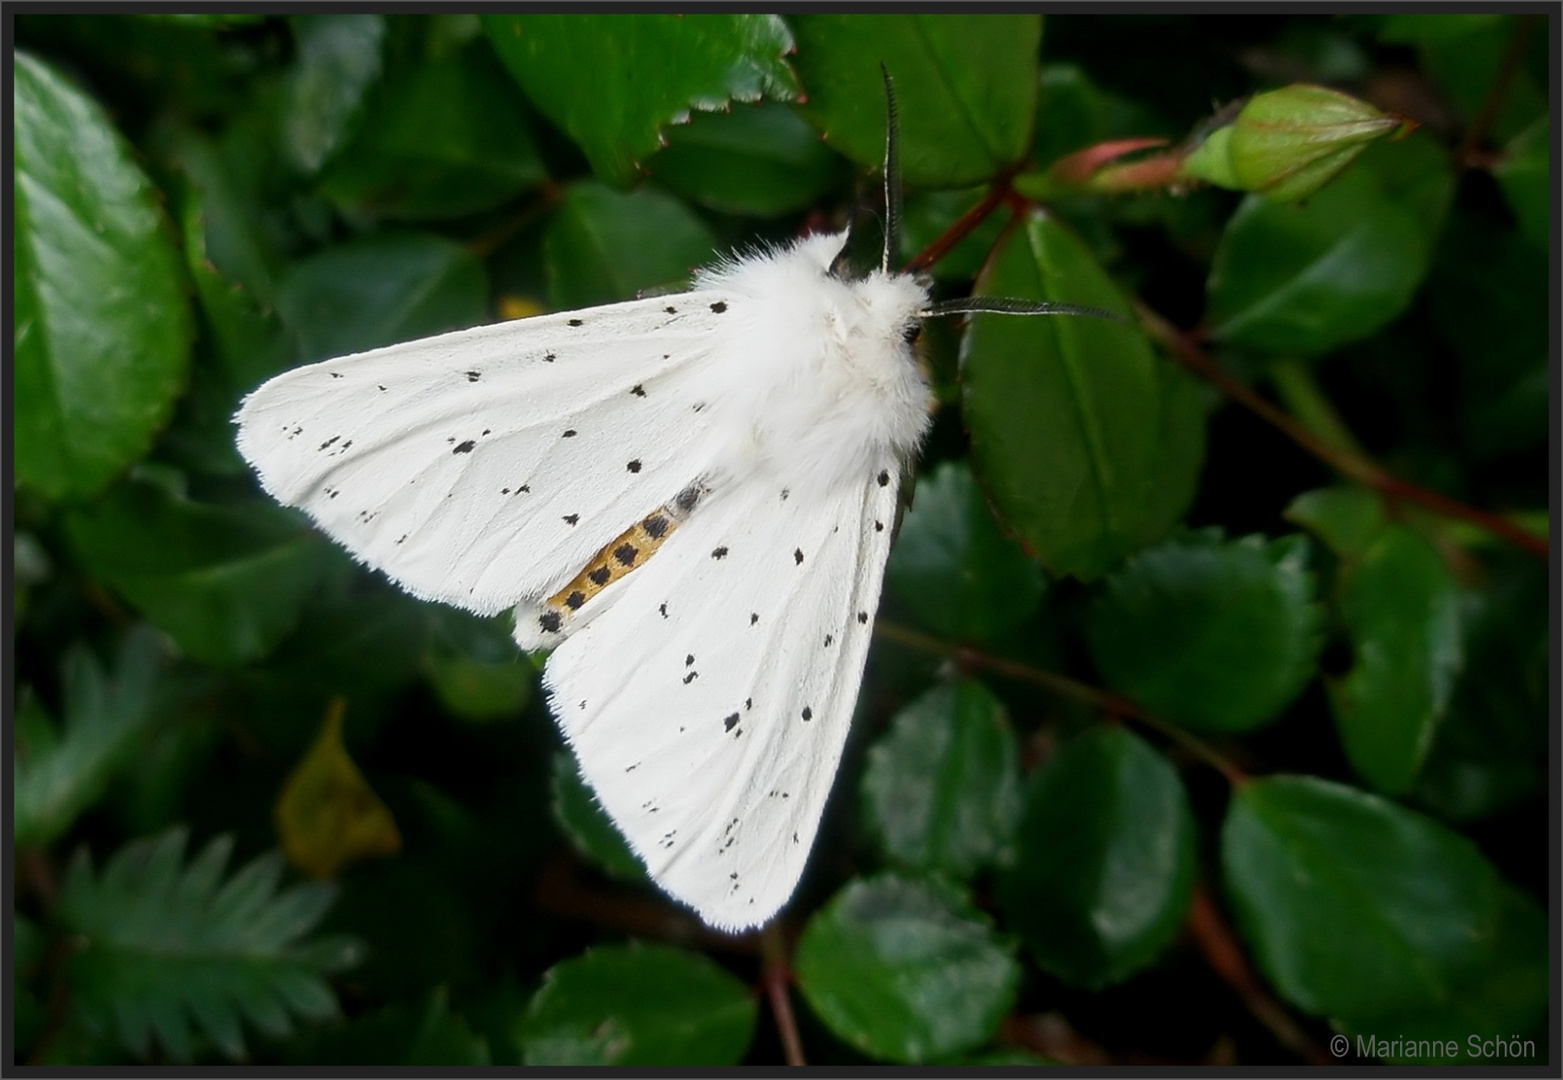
903,174 -> 1015,275
872,621 -> 1247,785
1455,14 -> 1540,167
1137,303 -> 1548,561
760,924 -> 806,1066
530,854 -> 760,956
1187,885 -> 1334,1066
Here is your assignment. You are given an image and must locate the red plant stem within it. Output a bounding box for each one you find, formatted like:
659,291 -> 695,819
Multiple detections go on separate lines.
760,925 -> 806,1066
904,177 -> 1012,274
1138,304 -> 1548,561
1187,886 -> 1334,1066
873,621 -> 1248,786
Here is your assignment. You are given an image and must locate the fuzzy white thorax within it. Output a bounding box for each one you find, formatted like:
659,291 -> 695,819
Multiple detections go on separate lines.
692,232 -> 934,502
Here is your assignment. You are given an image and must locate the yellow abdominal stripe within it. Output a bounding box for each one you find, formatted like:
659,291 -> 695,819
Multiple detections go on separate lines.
546,510 -> 679,616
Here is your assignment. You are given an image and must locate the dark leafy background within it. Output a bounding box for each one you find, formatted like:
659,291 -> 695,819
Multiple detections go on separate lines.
9,13 -> 1551,1067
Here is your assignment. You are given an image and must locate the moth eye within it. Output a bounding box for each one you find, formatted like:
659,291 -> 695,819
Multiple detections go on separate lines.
902,323 -> 923,345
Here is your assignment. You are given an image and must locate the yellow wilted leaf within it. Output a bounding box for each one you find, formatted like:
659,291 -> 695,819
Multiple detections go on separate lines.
498,295 -> 547,321
276,699 -> 401,877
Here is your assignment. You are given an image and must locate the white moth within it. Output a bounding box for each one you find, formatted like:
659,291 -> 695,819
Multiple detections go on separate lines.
236,74 -> 1112,932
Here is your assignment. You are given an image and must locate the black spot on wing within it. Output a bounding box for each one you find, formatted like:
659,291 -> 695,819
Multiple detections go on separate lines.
750,613 -> 759,625
801,706 -> 813,721
794,548 -> 804,565
453,440 -> 476,454
562,429 -> 577,438
568,318 -> 583,327
712,546 -> 728,560
723,712 -> 739,732
465,371 -> 481,382
631,384 -> 646,396
544,352 -> 556,362
685,654 -> 695,666
877,469 -> 890,487
858,611 -> 869,623
683,671 -> 698,684
710,300 -> 728,313
563,514 -> 579,525
627,459 -> 642,473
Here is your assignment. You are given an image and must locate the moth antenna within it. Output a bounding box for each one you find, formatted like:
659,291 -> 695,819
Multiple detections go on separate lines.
921,296 -> 1133,327
879,63 -> 902,277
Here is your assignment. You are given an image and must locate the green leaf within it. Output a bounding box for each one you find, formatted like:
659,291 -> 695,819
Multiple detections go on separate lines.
66,479 -> 325,668
1031,63 -> 1112,169
1370,13 -> 1508,44
648,102 -> 844,217
322,42 -> 547,221
1330,526 -> 1463,794
860,678 -> 1022,879
14,52 -> 193,500
164,131 -> 297,478
484,14 -> 799,187
1424,213 -> 1548,460
998,727 -> 1194,988
277,231 -> 489,361
549,751 -> 646,884
789,14 -> 1043,188
286,987 -> 491,1065
15,627 -> 165,847
1284,486 -> 1388,560
1221,775 -> 1501,1023
795,875 -> 1019,1063
281,14 -> 386,173
1340,881 -> 1547,1063
61,828 -> 361,1062
544,182 -> 718,310
517,943 -> 756,1066
1494,113 -> 1548,249
1087,531 -> 1322,732
1206,135 -> 1454,355
1412,15 -> 1546,144
14,914 -> 46,1055
962,211 -> 1205,580
423,653 -> 532,723
266,584 -> 430,699
886,460 -> 1046,642
421,604 -> 534,721
1413,555 -> 1547,822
